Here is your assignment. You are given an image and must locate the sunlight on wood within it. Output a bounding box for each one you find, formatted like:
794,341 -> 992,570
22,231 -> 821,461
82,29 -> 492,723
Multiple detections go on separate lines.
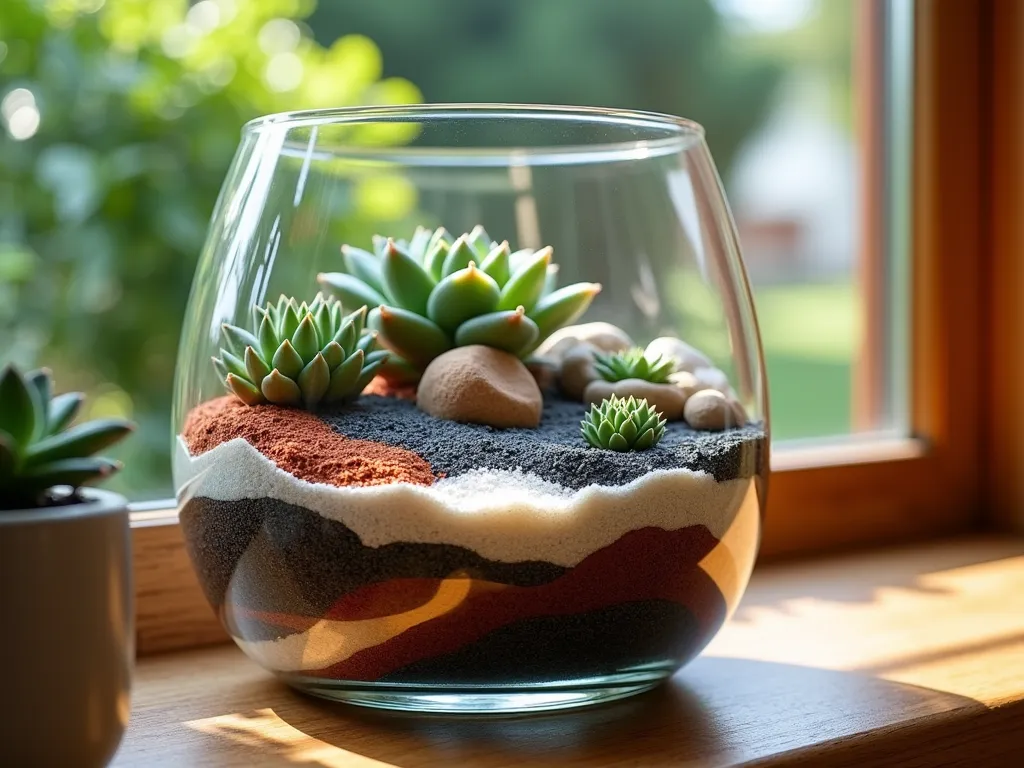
707,554 -> 1024,702
186,709 -> 394,768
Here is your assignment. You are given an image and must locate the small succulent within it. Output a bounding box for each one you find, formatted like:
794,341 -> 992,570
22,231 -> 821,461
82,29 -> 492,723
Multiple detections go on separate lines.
213,293 -> 387,409
581,395 -> 666,452
594,348 -> 675,384
317,225 -> 601,380
0,366 -> 134,510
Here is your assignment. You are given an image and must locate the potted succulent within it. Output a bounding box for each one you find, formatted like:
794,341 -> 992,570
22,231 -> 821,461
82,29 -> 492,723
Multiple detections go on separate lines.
0,365 -> 135,767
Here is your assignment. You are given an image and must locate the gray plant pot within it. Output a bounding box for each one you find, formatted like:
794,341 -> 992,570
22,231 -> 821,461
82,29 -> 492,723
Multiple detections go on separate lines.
0,488 -> 134,768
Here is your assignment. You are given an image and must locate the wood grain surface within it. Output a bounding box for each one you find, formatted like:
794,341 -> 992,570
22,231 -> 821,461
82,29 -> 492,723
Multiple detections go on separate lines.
113,536 -> 1024,767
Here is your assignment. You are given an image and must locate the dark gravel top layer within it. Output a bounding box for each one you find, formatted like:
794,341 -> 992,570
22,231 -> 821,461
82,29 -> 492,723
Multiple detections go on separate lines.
319,394 -> 765,489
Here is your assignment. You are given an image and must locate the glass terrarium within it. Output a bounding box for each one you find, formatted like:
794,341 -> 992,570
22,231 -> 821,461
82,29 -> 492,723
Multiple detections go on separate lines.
172,105 -> 768,714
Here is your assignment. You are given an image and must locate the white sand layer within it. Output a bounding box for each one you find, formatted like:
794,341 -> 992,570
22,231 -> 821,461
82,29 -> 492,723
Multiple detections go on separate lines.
174,436 -> 754,567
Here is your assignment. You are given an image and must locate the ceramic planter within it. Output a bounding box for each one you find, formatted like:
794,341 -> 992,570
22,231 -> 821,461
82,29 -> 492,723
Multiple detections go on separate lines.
0,489 -> 133,767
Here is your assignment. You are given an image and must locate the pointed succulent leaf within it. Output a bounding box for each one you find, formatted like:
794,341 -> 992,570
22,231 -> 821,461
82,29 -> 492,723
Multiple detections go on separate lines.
314,302 -> 334,347
261,369 -> 302,405
47,392 -> 83,436
634,429 -> 657,451
341,245 -> 385,293
22,457 -> 121,491
467,224 -> 492,258
23,419 -> 134,468
509,248 -> 536,274
271,339 -> 304,380
426,262 -> 501,333
382,238 -> 436,315
25,369 -> 51,441
597,419 -> 615,444
0,366 -> 37,447
376,355 -> 421,385
211,357 -> 228,382
453,307 -> 540,355
258,312 -> 279,364
543,264 -> 559,296
356,329 -> 380,355
479,241 -> 511,287
364,349 -> 390,367
244,346 -> 271,385
291,313 -> 321,362
423,239 -> 450,282
498,246 -> 551,311
321,340 -> 345,370
317,272 -> 388,314
353,358 -> 385,392
372,234 -> 389,258
221,323 -> 261,358
227,374 -> 264,405
280,301 -> 301,342
608,433 -> 629,451
372,305 -> 452,367
441,235 -> 476,277
297,353 -> 331,408
527,282 -> 602,341
407,226 -> 432,262
219,349 -> 249,380
327,349 -> 364,399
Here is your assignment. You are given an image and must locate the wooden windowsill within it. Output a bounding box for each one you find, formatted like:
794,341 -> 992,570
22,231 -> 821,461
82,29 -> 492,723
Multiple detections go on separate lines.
113,536 -> 1024,767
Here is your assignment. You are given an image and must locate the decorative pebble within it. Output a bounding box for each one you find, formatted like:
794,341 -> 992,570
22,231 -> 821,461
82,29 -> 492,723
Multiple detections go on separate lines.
668,370 -> 701,403
535,322 -> 634,362
692,366 -> 733,395
645,337 -> 713,373
583,378 -> 687,421
417,346 -> 542,428
559,343 -> 600,401
683,389 -> 741,431
526,357 -> 560,393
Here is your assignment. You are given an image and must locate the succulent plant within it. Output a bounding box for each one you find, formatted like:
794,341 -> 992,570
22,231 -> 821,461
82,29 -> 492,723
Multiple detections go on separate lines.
317,225 -> 601,379
0,366 -> 134,509
213,293 -> 387,409
581,395 -> 667,452
594,348 -> 675,384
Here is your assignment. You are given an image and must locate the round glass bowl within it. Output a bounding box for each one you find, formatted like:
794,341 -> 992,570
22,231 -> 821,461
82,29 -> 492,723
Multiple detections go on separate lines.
172,104 -> 768,714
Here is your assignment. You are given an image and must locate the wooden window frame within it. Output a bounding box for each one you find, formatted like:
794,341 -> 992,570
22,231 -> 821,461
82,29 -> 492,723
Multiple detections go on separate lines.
131,0 -> 1000,655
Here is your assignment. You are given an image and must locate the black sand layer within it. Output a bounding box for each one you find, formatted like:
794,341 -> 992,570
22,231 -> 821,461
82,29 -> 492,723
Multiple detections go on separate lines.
378,600 -> 701,685
320,394 -> 765,489
181,496 -> 569,638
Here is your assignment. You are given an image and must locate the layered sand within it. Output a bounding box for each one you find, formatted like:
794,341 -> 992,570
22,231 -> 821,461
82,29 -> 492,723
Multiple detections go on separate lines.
176,395 -> 765,681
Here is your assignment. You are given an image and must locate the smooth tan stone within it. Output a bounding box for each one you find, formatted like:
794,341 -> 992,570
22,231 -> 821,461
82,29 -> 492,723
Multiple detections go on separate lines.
535,322 -> 634,362
683,389 -> 741,431
559,343 -> 601,401
417,345 -> 542,428
645,336 -> 713,373
582,377 -> 687,421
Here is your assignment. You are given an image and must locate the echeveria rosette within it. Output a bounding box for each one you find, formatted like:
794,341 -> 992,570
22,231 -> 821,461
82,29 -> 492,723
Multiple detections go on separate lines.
213,293 -> 387,410
316,225 -> 601,379
594,348 -> 676,384
581,395 -> 666,452
0,365 -> 134,510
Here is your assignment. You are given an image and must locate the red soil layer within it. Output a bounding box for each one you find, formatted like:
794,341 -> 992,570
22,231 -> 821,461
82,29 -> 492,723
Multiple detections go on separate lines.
230,525 -> 729,681
363,375 -> 417,401
182,396 -> 436,487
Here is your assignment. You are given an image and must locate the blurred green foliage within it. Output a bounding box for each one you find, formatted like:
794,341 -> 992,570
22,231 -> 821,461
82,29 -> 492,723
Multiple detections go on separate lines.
309,0 -> 782,174
0,0 -> 419,497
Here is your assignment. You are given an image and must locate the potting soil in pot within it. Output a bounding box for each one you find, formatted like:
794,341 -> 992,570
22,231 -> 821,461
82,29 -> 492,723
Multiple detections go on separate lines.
176,394 -> 765,685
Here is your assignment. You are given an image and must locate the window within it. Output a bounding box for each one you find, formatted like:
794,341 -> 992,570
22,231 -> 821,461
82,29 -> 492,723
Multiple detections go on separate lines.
3,0 -> 986,578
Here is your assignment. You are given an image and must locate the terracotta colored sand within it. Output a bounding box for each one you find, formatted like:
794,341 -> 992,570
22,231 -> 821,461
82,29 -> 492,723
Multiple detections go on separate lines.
363,375 -> 417,401
182,396 -> 435,488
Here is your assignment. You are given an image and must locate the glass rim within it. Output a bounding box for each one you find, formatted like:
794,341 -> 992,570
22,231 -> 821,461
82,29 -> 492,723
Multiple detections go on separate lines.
241,103 -> 705,159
